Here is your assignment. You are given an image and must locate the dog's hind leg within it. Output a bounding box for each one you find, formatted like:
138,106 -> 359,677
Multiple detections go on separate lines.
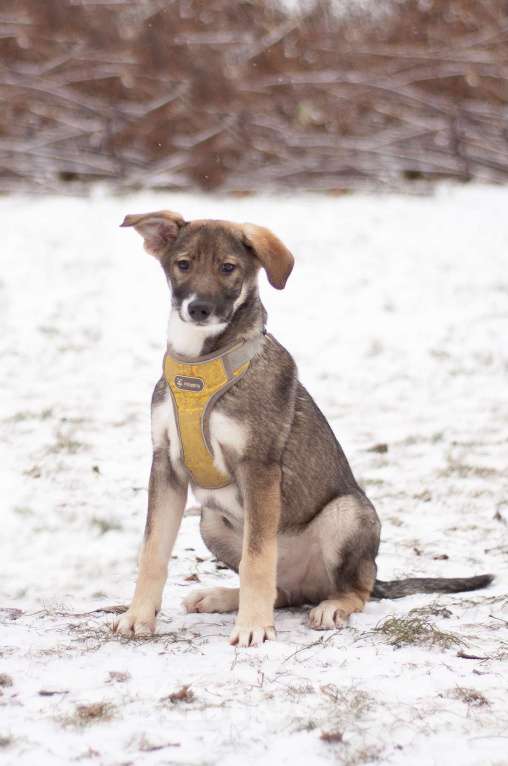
184,586 -> 239,614
307,494 -> 381,630
184,508 -> 291,614
184,509 -> 241,614
184,585 -> 290,614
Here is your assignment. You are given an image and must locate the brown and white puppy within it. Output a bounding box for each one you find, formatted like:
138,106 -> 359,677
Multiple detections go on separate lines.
114,210 -> 493,647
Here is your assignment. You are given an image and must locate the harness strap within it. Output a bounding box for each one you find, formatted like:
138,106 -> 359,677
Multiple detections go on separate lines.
164,334 -> 264,489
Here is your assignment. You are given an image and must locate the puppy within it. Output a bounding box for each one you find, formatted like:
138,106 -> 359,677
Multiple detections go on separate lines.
114,210 -> 493,647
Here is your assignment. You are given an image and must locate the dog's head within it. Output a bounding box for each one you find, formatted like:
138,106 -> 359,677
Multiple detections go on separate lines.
121,210 -> 294,327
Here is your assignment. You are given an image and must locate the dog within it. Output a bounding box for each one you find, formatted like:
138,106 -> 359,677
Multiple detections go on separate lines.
114,210 -> 493,647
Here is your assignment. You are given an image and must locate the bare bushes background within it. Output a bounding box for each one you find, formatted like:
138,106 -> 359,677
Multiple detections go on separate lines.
1,0 -> 507,193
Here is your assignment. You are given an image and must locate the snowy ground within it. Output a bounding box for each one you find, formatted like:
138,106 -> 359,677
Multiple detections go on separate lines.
1,185 -> 507,766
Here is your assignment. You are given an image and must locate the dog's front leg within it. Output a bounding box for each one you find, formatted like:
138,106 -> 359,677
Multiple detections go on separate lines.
230,462 -> 281,648
115,449 -> 187,637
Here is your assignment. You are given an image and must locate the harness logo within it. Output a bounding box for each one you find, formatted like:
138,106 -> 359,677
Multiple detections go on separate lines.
174,375 -> 204,392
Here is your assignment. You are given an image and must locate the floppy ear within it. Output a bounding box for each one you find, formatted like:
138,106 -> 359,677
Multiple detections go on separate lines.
242,224 -> 294,289
120,210 -> 185,259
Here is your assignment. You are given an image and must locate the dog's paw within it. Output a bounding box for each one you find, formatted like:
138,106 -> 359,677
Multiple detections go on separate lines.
113,605 -> 157,637
183,587 -> 239,614
308,601 -> 348,631
229,623 -> 276,648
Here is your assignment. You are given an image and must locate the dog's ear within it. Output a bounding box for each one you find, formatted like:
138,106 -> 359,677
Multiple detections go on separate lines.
120,210 -> 185,259
242,224 -> 294,289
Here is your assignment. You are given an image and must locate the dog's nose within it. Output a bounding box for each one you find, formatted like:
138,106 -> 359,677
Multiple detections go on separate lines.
188,299 -> 213,322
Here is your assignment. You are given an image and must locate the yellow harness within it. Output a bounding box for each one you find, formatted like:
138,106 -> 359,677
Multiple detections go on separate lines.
164,335 -> 263,489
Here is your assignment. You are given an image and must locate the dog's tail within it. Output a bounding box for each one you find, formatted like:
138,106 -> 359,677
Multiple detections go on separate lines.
371,574 -> 494,600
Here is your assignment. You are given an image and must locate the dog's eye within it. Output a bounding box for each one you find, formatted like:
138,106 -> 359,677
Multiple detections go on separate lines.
176,259 -> 190,272
221,262 -> 236,274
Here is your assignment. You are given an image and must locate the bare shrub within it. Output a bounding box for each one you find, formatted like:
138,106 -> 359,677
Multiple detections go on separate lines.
1,0 -> 507,192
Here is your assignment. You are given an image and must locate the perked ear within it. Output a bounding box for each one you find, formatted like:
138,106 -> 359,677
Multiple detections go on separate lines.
242,223 -> 294,289
120,210 -> 185,259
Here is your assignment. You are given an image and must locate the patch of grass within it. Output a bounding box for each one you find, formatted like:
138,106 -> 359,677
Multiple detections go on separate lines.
24,465 -> 42,478
71,621 -> 193,653
449,687 -> 489,707
321,686 -> 372,719
439,461 -> 498,479
409,604 -> 453,619
321,729 -> 343,743
61,702 -> 114,727
107,671 -> 130,683
0,607 -> 23,621
301,684 -> 384,764
90,516 -> 122,535
49,427 -> 85,455
0,734 -> 13,748
317,685 -> 375,747
343,745 -> 384,766
492,642 -> 508,661
293,718 -> 318,733
38,324 -> 60,337
367,615 -> 466,650
319,723 -> 384,764
13,506 -> 34,516
161,685 -> 195,704
287,683 -> 315,699
2,408 -> 53,423
450,593 -> 508,609
366,443 -> 388,454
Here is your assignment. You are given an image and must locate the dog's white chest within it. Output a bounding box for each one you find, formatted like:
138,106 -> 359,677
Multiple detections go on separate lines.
152,392 -> 248,488
151,393 -> 182,466
207,410 -> 248,476
194,411 -> 247,520
193,483 -> 244,524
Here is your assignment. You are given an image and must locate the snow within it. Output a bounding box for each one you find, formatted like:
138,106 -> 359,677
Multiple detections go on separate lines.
1,185 -> 507,766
